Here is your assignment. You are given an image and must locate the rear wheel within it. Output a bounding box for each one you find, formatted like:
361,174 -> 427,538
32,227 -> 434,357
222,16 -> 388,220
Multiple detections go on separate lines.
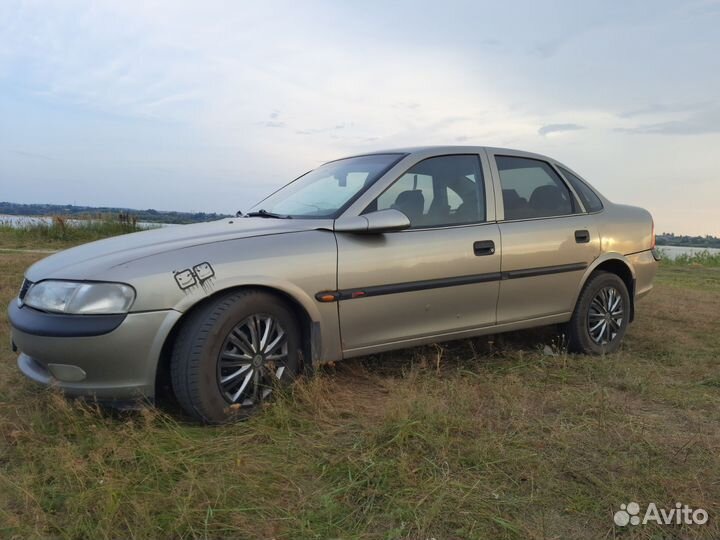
170,289 -> 301,424
567,271 -> 630,355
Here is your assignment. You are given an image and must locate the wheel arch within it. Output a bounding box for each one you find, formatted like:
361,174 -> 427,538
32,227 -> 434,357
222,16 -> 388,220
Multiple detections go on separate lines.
577,253 -> 636,322
154,283 -> 319,400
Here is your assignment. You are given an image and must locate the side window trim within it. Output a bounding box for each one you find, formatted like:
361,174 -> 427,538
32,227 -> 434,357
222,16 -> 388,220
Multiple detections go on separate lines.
555,164 -> 604,214
490,153 -> 585,222
549,162 -> 587,214
363,153 -> 489,230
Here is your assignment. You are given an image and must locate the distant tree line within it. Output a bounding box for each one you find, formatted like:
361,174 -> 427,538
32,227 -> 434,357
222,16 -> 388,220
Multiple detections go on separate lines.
656,232 -> 720,248
0,202 -> 231,225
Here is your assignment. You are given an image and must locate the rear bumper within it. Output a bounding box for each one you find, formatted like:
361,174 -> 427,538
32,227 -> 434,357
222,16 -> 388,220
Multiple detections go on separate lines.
627,249 -> 658,301
9,303 -> 181,401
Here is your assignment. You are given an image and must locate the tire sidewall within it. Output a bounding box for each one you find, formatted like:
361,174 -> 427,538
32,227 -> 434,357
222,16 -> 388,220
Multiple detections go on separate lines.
571,272 -> 630,355
189,293 -> 300,423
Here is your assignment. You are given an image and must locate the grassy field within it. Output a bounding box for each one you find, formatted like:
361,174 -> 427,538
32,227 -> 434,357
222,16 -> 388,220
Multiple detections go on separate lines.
1,230 -> 720,539
657,248 -> 720,267
0,217 -> 147,250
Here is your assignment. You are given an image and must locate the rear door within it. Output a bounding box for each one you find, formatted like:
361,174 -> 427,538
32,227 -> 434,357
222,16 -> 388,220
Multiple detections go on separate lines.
487,150 -> 600,323
335,153 -> 501,355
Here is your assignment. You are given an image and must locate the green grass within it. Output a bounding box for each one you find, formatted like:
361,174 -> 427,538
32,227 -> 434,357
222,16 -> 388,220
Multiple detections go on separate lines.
1,236 -> 720,538
658,248 -> 720,267
0,216 -> 153,249
655,265 -> 720,293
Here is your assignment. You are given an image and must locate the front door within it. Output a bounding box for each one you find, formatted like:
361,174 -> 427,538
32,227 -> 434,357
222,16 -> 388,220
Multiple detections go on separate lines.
488,152 -> 600,323
335,153 -> 501,355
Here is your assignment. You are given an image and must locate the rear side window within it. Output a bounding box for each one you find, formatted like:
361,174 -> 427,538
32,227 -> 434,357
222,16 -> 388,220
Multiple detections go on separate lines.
557,166 -> 604,212
495,156 -> 575,220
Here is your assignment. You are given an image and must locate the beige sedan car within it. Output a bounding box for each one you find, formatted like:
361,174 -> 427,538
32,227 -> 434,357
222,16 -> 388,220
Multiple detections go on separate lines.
9,146 -> 658,423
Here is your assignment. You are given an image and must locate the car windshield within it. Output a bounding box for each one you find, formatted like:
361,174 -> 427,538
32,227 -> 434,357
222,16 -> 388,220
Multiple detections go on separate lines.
248,153 -> 404,218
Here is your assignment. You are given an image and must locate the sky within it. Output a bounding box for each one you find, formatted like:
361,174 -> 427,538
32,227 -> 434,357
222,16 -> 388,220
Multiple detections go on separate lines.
1,0 -> 719,235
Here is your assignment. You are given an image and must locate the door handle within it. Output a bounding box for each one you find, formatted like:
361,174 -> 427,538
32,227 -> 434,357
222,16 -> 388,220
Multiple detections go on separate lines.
575,229 -> 590,243
473,240 -> 495,256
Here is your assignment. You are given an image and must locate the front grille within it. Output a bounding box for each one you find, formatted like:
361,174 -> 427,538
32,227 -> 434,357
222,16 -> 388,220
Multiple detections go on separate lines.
19,278 -> 32,300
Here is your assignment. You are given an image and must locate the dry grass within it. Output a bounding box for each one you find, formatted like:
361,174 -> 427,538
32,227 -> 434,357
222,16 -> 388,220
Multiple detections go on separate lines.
1,247 -> 720,538
0,217 -> 147,250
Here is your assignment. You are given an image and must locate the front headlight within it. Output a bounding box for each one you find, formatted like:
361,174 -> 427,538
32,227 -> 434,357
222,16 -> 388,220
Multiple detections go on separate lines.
23,280 -> 136,314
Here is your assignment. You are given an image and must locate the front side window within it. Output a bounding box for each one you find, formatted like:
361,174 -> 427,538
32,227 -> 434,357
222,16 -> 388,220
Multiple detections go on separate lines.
366,155 -> 485,228
496,156 -> 575,220
249,153 -> 403,218
557,166 -> 604,213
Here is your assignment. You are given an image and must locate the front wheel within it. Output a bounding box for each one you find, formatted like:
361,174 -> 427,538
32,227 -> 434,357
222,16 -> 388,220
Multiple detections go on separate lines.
566,271 -> 630,355
170,289 -> 302,424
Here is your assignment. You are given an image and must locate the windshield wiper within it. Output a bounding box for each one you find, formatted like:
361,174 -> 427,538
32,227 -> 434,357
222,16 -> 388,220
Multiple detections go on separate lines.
245,209 -> 293,219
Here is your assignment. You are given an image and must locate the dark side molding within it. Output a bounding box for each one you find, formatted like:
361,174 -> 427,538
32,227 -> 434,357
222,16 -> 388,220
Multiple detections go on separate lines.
316,262 -> 588,302
8,302 -> 127,337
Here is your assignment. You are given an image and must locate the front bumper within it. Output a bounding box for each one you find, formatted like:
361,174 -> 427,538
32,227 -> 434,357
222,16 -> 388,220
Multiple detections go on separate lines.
9,302 -> 182,401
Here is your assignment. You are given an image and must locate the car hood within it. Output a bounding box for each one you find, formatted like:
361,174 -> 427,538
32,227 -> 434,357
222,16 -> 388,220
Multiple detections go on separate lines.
26,217 -> 333,281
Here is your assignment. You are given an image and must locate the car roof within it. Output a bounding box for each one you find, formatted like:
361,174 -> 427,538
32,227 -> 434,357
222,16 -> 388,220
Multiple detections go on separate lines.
339,145 -> 554,162
330,145 -> 606,204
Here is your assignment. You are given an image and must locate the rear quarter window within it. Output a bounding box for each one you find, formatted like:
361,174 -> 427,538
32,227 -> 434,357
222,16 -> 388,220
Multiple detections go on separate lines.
557,166 -> 604,213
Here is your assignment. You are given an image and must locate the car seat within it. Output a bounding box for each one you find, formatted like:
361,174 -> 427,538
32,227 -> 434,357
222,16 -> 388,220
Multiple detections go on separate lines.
392,190 -> 425,223
529,185 -> 568,215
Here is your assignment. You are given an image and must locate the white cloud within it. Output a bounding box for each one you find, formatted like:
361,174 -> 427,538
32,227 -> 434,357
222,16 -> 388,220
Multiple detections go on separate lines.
0,0 -> 719,234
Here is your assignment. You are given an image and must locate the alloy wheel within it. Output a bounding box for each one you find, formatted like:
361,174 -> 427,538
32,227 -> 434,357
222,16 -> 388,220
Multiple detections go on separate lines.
216,314 -> 288,406
587,286 -> 624,345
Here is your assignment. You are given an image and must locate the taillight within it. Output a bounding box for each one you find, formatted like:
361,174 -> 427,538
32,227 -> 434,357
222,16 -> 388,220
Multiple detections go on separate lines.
651,219 -> 656,249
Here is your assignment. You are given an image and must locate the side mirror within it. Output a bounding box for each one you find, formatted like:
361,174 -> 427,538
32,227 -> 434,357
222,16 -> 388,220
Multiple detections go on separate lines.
334,208 -> 411,234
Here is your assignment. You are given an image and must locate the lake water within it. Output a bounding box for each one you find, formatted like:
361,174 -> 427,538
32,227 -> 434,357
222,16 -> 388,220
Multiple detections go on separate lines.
0,214 -> 171,229
656,245 -> 720,260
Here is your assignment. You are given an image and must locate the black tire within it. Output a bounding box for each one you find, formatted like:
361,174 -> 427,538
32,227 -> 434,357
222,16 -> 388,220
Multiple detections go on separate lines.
566,271 -> 630,355
170,289 -> 302,424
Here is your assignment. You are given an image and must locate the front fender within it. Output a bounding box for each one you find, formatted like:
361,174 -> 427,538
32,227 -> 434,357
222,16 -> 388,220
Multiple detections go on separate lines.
94,231 -> 343,362
171,274 -> 323,322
